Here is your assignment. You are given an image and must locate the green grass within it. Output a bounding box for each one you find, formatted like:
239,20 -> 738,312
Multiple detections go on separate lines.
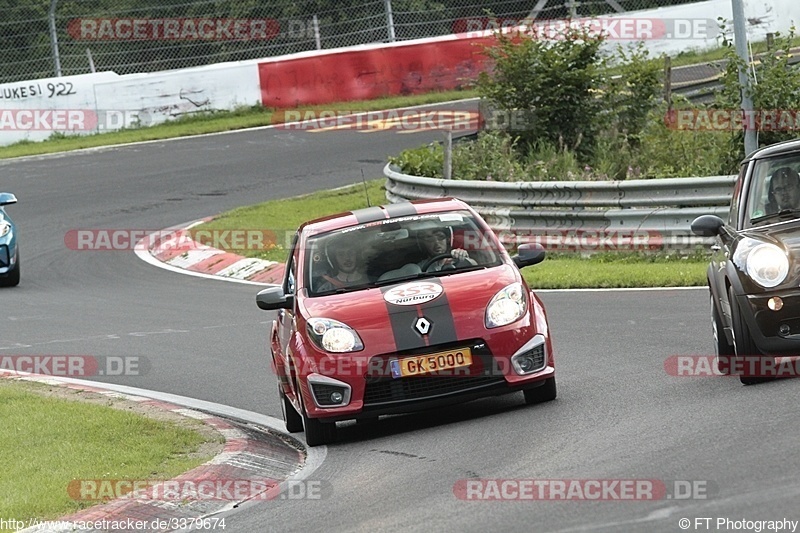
524,253 -> 708,289
0,89 -> 478,160
0,380 -> 222,530
201,180 -> 386,263
200,179 -> 710,288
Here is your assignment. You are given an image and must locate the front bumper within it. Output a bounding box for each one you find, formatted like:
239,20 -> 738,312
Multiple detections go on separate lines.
0,243 -> 16,275
301,336 -> 555,421
735,288 -> 800,354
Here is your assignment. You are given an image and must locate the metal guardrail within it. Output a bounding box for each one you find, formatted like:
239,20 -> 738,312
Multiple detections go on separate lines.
384,163 -> 736,251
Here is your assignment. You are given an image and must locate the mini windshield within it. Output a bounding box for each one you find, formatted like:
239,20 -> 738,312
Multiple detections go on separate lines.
305,211 -> 503,296
747,155 -> 800,226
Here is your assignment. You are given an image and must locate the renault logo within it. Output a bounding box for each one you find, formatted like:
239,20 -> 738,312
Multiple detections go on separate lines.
414,317 -> 431,335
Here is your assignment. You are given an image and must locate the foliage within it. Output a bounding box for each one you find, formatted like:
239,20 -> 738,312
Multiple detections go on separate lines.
475,25 -> 608,160
393,22 -> 800,181
714,24 -> 800,168
602,43 -> 663,147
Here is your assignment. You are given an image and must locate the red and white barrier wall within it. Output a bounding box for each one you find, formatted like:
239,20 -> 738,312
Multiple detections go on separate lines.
257,33 -> 497,108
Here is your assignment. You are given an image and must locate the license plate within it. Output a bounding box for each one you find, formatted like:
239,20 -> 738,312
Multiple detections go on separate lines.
390,348 -> 473,378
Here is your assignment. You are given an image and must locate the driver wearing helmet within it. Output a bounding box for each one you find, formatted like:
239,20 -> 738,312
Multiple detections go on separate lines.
416,225 -> 476,272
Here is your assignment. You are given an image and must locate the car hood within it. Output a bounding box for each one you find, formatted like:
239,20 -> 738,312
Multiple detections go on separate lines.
300,264 -> 525,355
743,219 -> 800,254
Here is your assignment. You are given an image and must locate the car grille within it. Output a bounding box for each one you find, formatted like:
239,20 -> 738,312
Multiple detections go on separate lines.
363,339 -> 506,406
363,375 -> 505,406
0,245 -> 8,268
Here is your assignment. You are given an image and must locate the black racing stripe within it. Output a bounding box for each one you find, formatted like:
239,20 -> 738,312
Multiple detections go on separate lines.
352,206 -> 388,224
381,286 -> 428,352
418,293 -> 458,346
383,202 -> 418,219
380,280 -> 457,352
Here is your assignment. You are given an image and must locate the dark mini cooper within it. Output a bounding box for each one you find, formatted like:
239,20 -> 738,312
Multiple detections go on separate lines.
256,198 -> 556,446
692,139 -> 800,384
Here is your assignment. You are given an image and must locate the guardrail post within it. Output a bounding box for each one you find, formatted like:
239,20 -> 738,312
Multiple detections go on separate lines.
731,0 -> 758,157
444,131 -> 453,180
664,56 -> 672,112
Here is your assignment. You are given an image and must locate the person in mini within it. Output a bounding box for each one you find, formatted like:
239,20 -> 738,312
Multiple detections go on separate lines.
766,167 -> 800,214
416,226 -> 476,271
316,238 -> 367,291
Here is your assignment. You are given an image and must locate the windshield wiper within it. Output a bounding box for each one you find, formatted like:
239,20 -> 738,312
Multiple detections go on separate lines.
751,208 -> 800,224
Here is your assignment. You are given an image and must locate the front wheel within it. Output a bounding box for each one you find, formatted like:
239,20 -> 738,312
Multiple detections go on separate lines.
711,294 -> 734,375
298,388 -> 337,447
279,383 -> 303,433
523,377 -> 557,404
728,287 -> 772,386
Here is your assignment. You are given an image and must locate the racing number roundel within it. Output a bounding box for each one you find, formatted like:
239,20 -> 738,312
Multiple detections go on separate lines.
383,281 -> 443,306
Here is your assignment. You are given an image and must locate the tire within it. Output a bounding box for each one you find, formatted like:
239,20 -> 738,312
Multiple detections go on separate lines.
523,377 -> 557,405
711,294 -> 734,375
297,388 -> 337,447
0,255 -> 19,287
728,287 -> 772,385
279,383 -> 303,433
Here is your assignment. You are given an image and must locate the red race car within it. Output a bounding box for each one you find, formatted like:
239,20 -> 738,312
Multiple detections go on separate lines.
256,198 -> 556,446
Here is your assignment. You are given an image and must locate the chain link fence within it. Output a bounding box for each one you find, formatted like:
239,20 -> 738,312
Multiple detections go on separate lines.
0,0 -> 704,84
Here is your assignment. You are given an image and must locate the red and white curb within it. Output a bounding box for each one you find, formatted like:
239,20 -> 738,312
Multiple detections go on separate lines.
137,220 -> 284,286
1,371 -> 309,532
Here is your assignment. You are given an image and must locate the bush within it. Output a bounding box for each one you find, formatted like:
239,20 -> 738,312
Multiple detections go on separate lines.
475,25 -> 608,160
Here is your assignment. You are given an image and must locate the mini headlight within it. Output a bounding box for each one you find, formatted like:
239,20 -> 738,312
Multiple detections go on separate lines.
307,318 -> 364,353
485,282 -> 527,328
0,221 -> 10,237
746,243 -> 789,288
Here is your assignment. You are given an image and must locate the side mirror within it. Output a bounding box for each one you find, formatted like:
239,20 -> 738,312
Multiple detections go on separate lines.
513,243 -> 546,268
256,285 -> 293,310
691,215 -> 725,237
0,193 -> 17,207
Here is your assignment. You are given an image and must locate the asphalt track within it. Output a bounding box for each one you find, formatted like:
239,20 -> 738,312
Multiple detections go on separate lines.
3,101 -> 800,532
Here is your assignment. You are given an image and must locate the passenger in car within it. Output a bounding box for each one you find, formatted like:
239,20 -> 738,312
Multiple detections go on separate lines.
316,237 -> 368,292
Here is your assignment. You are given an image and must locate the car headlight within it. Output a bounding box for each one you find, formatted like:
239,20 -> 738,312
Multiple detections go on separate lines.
307,318 -> 364,353
485,282 -> 527,328
0,221 -> 9,237
745,243 -> 789,288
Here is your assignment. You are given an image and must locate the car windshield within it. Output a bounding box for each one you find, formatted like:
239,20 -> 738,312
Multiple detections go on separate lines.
305,211 -> 503,296
747,154 -> 800,226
